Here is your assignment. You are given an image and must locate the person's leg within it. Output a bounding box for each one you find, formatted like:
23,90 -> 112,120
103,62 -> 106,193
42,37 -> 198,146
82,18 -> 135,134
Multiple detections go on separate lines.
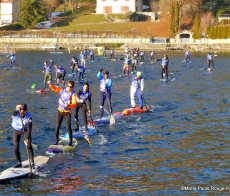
74,105 -> 80,130
13,130 -> 22,165
130,86 -> 136,108
65,112 -> 72,146
137,89 -> 143,109
44,74 -> 48,89
166,66 -> 169,79
100,92 -> 106,118
107,91 -> 113,114
56,111 -> 63,144
82,104 -> 88,129
161,68 -> 164,79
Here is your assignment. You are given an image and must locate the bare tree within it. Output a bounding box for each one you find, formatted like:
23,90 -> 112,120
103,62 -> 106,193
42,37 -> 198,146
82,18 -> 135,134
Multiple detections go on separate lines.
200,11 -> 216,34
149,0 -> 160,12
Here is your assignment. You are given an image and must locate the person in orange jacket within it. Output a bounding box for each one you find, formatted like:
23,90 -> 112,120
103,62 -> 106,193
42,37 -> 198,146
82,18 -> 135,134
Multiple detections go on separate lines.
48,80 -> 77,146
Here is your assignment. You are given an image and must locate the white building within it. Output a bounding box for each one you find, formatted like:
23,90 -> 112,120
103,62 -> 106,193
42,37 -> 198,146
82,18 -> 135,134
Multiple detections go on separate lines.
96,0 -> 143,14
0,0 -> 20,25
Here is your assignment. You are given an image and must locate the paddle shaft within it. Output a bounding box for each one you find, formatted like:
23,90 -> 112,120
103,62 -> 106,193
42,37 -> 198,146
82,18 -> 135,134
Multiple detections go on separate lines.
88,114 -> 99,132
19,111 -> 32,173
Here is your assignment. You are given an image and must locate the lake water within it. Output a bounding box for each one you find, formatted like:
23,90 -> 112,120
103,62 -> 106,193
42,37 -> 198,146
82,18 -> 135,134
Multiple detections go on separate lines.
0,50 -> 229,195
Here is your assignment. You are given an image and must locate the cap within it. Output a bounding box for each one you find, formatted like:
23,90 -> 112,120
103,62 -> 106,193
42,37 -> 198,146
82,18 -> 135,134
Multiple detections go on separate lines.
136,71 -> 142,77
104,71 -> 109,75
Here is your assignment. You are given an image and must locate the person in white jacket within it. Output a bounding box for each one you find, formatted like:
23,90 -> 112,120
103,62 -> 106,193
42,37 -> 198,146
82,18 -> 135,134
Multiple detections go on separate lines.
130,71 -> 144,109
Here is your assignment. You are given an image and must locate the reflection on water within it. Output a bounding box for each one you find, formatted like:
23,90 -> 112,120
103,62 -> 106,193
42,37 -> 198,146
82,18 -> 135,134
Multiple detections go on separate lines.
0,50 -> 229,194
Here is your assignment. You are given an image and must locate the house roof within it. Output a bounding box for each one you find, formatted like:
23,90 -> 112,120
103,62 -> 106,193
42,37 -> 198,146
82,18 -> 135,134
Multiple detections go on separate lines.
0,0 -> 14,3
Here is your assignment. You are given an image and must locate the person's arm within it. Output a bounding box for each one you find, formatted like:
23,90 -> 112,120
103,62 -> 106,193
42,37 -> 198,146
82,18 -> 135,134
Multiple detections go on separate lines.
48,82 -> 62,93
68,93 -> 77,109
25,118 -> 32,140
107,78 -> 112,89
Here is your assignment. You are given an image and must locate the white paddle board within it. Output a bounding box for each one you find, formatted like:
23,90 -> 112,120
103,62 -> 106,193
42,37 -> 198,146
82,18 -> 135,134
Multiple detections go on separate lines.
0,156 -> 49,182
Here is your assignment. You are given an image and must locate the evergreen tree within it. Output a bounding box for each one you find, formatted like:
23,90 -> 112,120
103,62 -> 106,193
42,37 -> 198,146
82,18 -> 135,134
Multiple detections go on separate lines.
168,0 -> 180,38
19,0 -> 46,29
173,0 -> 180,34
169,1 -> 175,37
193,12 -> 201,39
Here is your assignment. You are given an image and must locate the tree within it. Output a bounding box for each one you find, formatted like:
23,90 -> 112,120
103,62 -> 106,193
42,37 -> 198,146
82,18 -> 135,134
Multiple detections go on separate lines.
168,0 -> 181,38
19,0 -> 46,29
200,12 -> 216,35
42,0 -> 62,17
193,12 -> 201,39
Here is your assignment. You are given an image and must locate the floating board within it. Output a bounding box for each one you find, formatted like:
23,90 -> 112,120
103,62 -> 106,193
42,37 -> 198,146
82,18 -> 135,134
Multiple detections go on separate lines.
118,74 -> 130,78
49,51 -> 64,54
60,126 -> 97,141
35,89 -> 49,94
122,106 -> 151,116
160,78 -> 169,82
68,73 -> 75,78
5,66 -> 21,70
207,68 -> 215,72
93,112 -> 123,124
0,156 -> 49,182
46,140 -> 78,155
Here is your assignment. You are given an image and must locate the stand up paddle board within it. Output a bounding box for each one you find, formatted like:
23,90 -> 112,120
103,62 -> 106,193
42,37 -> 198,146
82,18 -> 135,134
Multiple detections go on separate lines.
35,89 -> 50,94
122,106 -> 151,116
93,112 -> 123,124
60,126 -> 97,141
46,140 -> 78,155
0,156 -> 49,182
118,74 -> 130,78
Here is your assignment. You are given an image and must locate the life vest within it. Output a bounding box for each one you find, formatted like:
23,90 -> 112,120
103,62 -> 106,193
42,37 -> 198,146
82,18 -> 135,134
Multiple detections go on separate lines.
59,88 -> 74,110
207,54 -> 213,60
72,57 -> 78,64
44,64 -> 52,74
131,75 -> 144,90
77,65 -> 85,72
57,66 -> 66,73
161,58 -> 169,67
77,87 -> 91,103
100,78 -> 112,92
11,112 -> 32,131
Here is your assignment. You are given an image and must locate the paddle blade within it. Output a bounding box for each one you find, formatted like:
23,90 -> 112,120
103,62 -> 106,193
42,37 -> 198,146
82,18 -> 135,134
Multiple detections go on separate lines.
110,114 -> 116,124
82,130 -> 92,144
31,83 -> 36,89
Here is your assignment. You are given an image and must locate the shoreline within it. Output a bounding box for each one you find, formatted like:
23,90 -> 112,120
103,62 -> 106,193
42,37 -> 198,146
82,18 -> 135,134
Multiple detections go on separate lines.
0,37 -> 230,52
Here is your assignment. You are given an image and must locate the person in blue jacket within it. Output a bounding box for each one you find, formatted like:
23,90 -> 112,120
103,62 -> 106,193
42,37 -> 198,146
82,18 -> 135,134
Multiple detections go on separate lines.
97,70 -> 113,118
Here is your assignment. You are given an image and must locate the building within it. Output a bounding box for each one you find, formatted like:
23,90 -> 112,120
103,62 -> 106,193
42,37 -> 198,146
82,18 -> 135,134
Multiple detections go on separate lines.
96,0 -> 143,14
0,0 -> 20,25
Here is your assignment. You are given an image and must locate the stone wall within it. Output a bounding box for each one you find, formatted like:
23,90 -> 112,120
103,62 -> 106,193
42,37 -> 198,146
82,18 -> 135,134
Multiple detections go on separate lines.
0,37 -> 230,52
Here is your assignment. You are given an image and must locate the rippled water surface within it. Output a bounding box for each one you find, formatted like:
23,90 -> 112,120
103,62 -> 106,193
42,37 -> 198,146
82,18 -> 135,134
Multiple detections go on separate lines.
0,50 -> 229,195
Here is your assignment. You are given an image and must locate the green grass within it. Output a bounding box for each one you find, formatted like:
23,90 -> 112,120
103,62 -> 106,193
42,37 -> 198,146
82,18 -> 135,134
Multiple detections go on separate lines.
70,14 -> 108,24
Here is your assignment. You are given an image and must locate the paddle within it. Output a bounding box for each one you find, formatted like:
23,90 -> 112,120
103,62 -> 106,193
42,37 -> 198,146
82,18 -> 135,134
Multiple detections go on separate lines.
104,103 -> 115,124
72,116 -> 92,144
87,113 -> 99,132
31,82 -> 37,90
19,110 -> 32,174
141,93 -> 148,110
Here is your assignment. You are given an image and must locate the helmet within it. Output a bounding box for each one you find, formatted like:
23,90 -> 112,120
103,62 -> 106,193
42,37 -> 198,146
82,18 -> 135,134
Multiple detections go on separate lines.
136,71 -> 142,77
